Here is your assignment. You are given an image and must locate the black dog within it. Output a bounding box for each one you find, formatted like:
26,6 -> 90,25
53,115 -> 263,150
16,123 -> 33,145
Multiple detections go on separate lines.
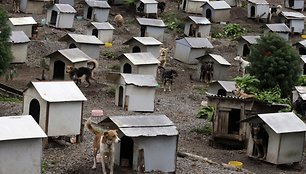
199,61 -> 214,83
251,124 -> 268,160
137,2 -> 145,13
158,66 -> 178,92
158,2 -> 166,13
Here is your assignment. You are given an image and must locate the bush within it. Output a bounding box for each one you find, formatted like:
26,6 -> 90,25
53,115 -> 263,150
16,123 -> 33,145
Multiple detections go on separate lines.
212,23 -> 247,40
161,12 -> 184,34
196,106 -> 214,121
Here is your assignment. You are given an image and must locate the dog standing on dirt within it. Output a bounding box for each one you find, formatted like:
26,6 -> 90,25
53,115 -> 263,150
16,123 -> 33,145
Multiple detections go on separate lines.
66,59 -> 98,87
251,123 -> 268,160
85,118 -> 120,174
158,66 -> 178,92
159,47 -> 169,67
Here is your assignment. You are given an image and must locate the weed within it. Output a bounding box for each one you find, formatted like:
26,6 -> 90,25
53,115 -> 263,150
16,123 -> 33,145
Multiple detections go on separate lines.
102,50 -> 115,59
0,97 -> 22,103
196,106 -> 215,121
193,85 -> 208,95
108,64 -> 120,72
191,123 -> 212,135
42,160 -> 48,174
212,23 -> 247,40
161,12 -> 184,34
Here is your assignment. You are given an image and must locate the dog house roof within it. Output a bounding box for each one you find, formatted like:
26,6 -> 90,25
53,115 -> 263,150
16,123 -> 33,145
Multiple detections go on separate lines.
123,37 -> 162,46
201,1 -> 231,10
300,55 -> 306,63
0,115 -> 47,141
295,86 -> 306,100
294,39 -> 306,47
240,36 -> 260,44
210,81 -> 236,92
119,52 -> 160,65
188,16 -> 211,25
196,53 -> 230,65
247,0 -> 269,4
178,37 -> 213,49
265,23 -> 290,33
9,31 -> 30,43
140,0 -> 158,4
106,115 -> 178,137
46,48 -> 91,63
27,81 -> 87,102
85,0 -> 111,8
281,11 -> 305,19
136,18 -> 166,27
90,22 -> 115,30
9,16 -> 37,26
120,73 -> 158,87
53,4 -> 76,13
59,33 -> 104,45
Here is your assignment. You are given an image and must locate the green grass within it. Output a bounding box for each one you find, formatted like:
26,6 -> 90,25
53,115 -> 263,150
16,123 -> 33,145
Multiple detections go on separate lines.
193,85 -> 208,95
191,124 -> 212,135
0,97 -> 22,103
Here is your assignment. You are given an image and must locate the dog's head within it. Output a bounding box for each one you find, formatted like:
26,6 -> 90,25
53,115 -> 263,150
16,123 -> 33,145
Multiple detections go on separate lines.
160,48 -> 168,57
66,65 -> 74,73
103,130 -> 120,145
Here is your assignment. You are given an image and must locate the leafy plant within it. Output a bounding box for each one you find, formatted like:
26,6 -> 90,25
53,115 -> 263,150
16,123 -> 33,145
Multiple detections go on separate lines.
298,76 -> 306,86
254,86 -> 290,104
213,23 -> 247,40
102,50 -> 115,59
196,106 -> 215,121
0,96 -> 22,103
161,12 -> 184,34
233,75 -> 260,94
41,160 -> 48,174
123,0 -> 137,6
108,64 -> 120,72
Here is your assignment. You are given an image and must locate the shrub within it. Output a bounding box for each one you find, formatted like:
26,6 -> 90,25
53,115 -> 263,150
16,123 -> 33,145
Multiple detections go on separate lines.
196,106 -> 214,121
212,23 -> 247,40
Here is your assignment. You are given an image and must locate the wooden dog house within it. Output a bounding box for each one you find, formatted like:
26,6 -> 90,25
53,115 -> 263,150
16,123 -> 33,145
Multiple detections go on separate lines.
8,16 -> 37,38
23,81 -> 87,143
123,37 -> 162,59
98,114 -> 178,173
9,31 -> 30,63
201,1 -> 231,23
83,0 -> 111,22
136,18 -> 166,42
237,35 -> 260,57
46,4 -> 76,29
184,16 -> 211,37
86,22 -> 115,43
0,115 -> 47,174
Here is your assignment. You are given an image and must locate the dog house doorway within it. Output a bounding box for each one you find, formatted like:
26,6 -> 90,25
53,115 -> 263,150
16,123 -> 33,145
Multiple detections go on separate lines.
289,0 -> 294,7
118,86 -> 124,107
50,10 -> 57,26
69,43 -> 77,48
29,99 -> 40,123
132,46 -> 141,53
228,109 -> 241,134
120,136 -> 134,168
299,47 -> 306,55
140,26 -> 146,37
243,44 -> 250,57
92,29 -> 98,37
250,6 -> 255,18
205,9 -> 212,20
217,89 -> 227,96
53,60 -> 65,79
87,7 -> 93,19
123,63 -> 132,73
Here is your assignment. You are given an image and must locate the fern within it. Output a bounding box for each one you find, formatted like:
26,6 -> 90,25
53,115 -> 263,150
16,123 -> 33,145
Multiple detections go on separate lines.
196,106 -> 215,122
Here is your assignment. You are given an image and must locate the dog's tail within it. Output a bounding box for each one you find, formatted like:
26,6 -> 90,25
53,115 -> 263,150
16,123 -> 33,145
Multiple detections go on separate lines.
85,118 -> 100,135
87,59 -> 99,70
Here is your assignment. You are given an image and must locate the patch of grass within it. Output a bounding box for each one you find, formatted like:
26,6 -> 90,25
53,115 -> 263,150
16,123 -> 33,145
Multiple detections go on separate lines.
42,160 -> 48,174
193,85 -> 208,95
212,23 -> 247,40
101,50 -> 115,59
191,123 -> 212,135
161,12 -> 184,34
0,97 -> 22,103
108,64 -> 120,72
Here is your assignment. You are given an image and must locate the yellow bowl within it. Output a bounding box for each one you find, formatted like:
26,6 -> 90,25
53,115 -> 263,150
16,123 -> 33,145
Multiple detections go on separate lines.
228,161 -> 243,168
105,42 -> 112,48
301,35 -> 306,39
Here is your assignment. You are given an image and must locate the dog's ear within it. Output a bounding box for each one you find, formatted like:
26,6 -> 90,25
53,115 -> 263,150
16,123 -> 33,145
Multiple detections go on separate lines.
104,131 -> 109,136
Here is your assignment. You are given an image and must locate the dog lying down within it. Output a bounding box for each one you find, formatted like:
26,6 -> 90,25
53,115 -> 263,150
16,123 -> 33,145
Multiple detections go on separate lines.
86,118 -> 120,174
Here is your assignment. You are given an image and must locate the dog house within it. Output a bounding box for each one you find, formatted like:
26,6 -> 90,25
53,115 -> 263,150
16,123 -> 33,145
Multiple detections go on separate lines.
294,39 -> 306,55
0,115 -> 47,174
46,48 -> 92,80
246,0 -> 270,21
54,0 -> 75,6
83,0 -> 111,22
181,0 -> 207,14
118,52 -> 160,78
264,23 -> 290,41
98,114 -> 178,173
201,1 -> 231,23
195,53 -> 231,81
237,35 -> 260,57
184,16 -> 211,37
23,81 -> 87,143
284,0 -> 304,10
243,112 -> 306,165
20,0 -> 54,14
9,31 -> 30,63
299,55 -> 306,76
8,16 -> 37,38
136,17 -> 166,42
136,0 -> 158,17
174,37 -> 214,64
46,4 -> 76,29
280,11 -> 305,34
292,86 -> 306,117
59,33 -> 103,59
207,94 -> 288,145
207,80 -> 236,97
86,22 -> 115,43
123,37 -> 162,59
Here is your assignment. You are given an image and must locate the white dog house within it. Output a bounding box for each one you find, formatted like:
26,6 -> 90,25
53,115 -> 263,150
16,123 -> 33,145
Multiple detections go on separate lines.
20,0 -> 54,14
201,1 -> 231,23
54,0 -> 75,6
207,80 -> 236,97
86,22 -> 115,43
23,81 -> 87,142
136,0 -> 158,16
280,11 -> 305,34
84,0 -> 111,22
237,35 -> 260,57
123,37 -> 162,59
195,53 -> 231,80
46,4 -> 76,29
181,0 -> 207,14
0,115 -> 47,174
9,31 -> 30,63
59,33 -> 103,59
184,16 -> 211,37
284,0 -> 304,10
292,86 -> 306,103
294,39 -> 306,55
46,48 -> 92,80
245,112 -> 306,165
247,0 -> 270,21
136,17 -> 166,42
300,55 -> 306,75
98,115 -> 178,173
264,23 -> 290,41
118,52 -> 160,78
8,16 -> 37,38
174,37 -> 214,64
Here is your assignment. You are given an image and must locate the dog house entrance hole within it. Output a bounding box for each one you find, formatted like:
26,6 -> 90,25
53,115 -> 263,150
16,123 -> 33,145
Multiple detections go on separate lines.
243,44 -> 250,57
217,89 -> 227,96
87,7 -> 93,19
205,9 -> 212,20
92,29 -> 98,37
29,99 -> 40,123
123,63 -> 132,73
118,86 -> 124,107
140,26 -> 146,37
53,60 -> 65,80
289,0 -> 294,7
132,46 -> 141,53
50,10 -> 57,26
228,109 -> 240,134
120,136 -> 134,168
250,6 -> 255,18
69,43 -> 77,49
299,47 -> 306,55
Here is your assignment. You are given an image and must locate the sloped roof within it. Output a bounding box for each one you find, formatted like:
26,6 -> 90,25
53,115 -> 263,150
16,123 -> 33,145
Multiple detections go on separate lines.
247,0 -> 269,4
241,35 -> 260,44
295,86 -> 306,100
46,48 -> 91,63
202,1 -> 231,9
265,23 -> 290,32
188,16 -> 211,25
217,81 -> 236,92
209,54 -> 231,65
281,11 -> 305,19
105,115 -> 178,137
27,81 -> 87,102
295,39 -> 306,47
53,3 -> 76,13
300,55 -> 306,63
177,37 -> 214,48
9,16 -> 37,25
119,52 -> 160,65
9,31 -> 30,43
136,18 -> 166,27
120,73 -> 158,87
140,0 -> 158,3
85,0 -> 111,8
123,37 -> 162,46
91,22 -> 115,30
0,115 -> 47,141
59,33 -> 104,45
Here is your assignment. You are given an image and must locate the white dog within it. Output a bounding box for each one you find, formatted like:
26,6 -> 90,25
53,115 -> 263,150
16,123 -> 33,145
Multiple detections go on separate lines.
233,56 -> 250,76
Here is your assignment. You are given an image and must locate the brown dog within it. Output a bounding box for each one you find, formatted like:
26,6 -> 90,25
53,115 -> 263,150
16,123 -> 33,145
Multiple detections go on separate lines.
251,124 -> 268,160
232,85 -> 255,99
85,118 -> 120,174
159,47 -> 168,67
114,14 -> 124,27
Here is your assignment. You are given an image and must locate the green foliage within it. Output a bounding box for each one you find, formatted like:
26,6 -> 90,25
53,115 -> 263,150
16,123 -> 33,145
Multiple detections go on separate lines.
108,64 -> 120,72
161,12 -> 184,34
193,85 -> 208,95
212,23 -> 247,40
247,32 -> 301,98
298,76 -> 306,86
234,75 -> 260,94
123,0 -> 137,6
102,50 -> 115,59
196,106 -> 215,121
41,160 -> 48,174
0,96 -> 22,103
254,86 -> 289,104
191,123 -> 212,135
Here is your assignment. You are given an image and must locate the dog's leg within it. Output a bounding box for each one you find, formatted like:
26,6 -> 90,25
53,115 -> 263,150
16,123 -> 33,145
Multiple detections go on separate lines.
85,76 -> 91,88
168,81 -> 172,92
92,147 -> 98,169
109,149 -> 115,174
100,151 -> 107,174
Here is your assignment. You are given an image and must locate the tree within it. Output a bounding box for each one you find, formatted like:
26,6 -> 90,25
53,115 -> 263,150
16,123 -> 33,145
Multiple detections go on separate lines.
247,32 -> 301,98
0,7 -> 12,76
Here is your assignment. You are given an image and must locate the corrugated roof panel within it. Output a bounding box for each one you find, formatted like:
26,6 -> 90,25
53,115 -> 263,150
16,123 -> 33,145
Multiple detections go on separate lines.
120,126 -> 178,137
9,16 -> 37,25
85,0 -> 111,8
123,37 -> 162,45
209,54 -> 231,65
60,33 -> 104,45
206,1 -> 231,9
121,52 -> 160,65
9,31 -> 30,43
247,0 -> 269,4
0,115 -> 47,141
140,0 -> 158,3
295,86 -> 306,94
31,81 -> 87,102
281,11 -> 305,19
136,18 -> 166,27
218,81 -> 236,92
109,115 -> 175,127
47,48 -> 91,63
120,74 -> 158,87
54,3 -> 76,13
297,40 -> 306,47
184,37 -> 214,48
188,16 -> 211,25
258,112 -> 306,133
266,23 -> 290,32
91,22 -> 115,30
242,35 -> 260,44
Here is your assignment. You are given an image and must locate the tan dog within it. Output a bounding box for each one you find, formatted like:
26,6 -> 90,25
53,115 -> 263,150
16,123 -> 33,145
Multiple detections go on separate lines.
114,14 -> 124,27
85,118 -> 120,174
232,85 -> 255,99
159,47 -> 168,67
13,0 -> 20,13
